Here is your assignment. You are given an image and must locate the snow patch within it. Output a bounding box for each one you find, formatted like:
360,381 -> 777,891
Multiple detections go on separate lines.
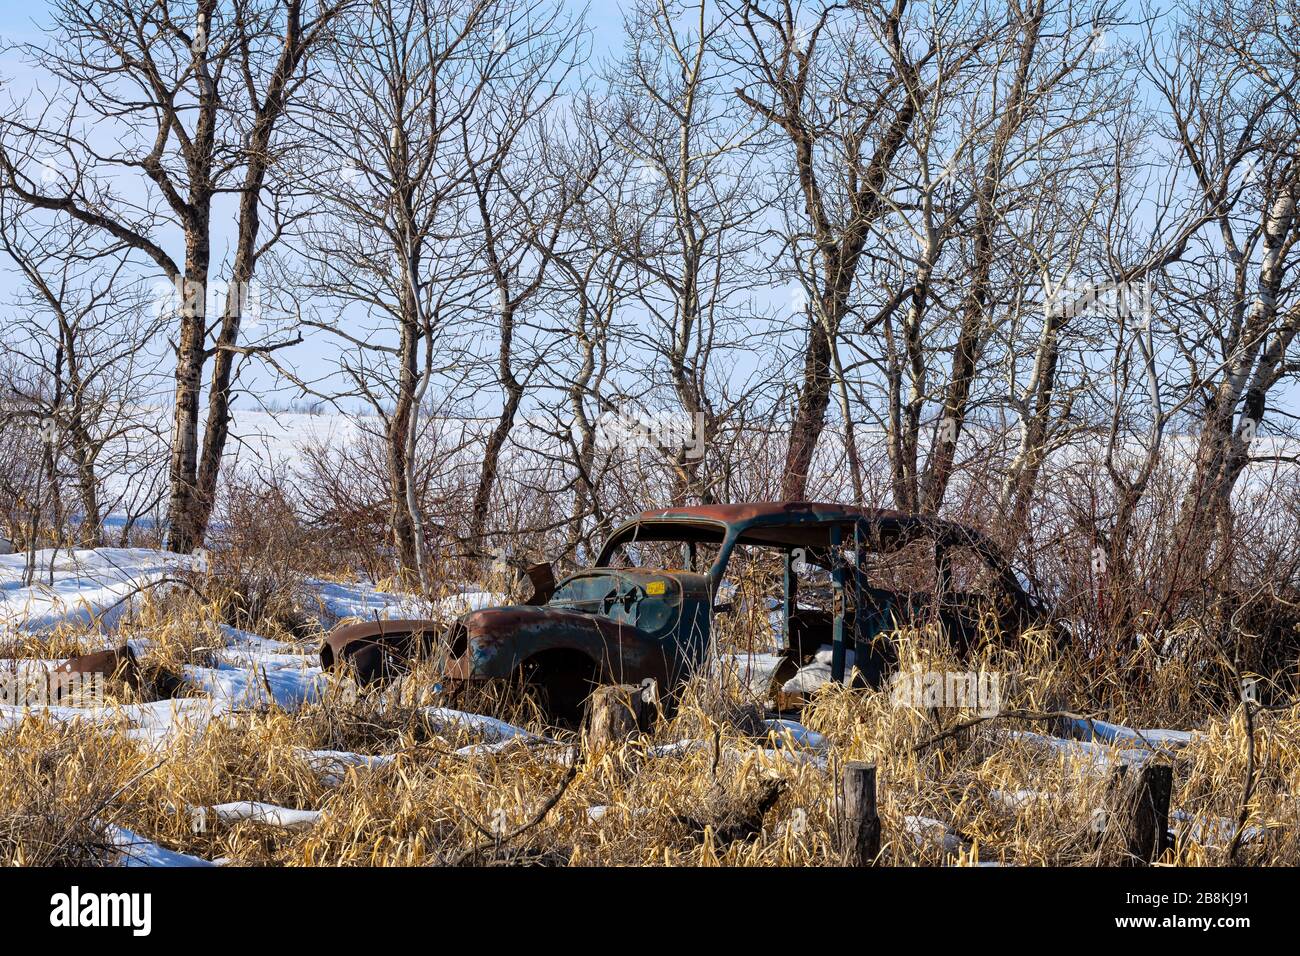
0,548 -> 193,633
196,801 -> 322,831
1066,718 -> 1196,752
781,645 -> 855,694
422,706 -> 542,744
718,652 -> 787,700
762,718 -> 828,750
108,826 -> 218,867
183,659 -> 325,710
1006,729 -> 1153,768
298,748 -> 395,774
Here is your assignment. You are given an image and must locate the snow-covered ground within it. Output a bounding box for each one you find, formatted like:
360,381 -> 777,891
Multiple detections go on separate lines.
0,546 -> 521,865
0,548 -> 195,633
307,578 -> 502,630
0,550 -> 506,736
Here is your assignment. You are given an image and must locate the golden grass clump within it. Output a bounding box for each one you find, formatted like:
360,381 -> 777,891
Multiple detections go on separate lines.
1,564 -> 1298,867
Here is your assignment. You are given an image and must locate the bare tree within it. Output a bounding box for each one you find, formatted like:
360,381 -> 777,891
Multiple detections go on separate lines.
729,0 -> 979,501
1145,0 -> 1300,563
592,0 -> 769,506
461,12 -> 584,556
0,197 -> 168,547
0,0 -> 349,553
526,103 -> 638,561
292,0 -> 578,584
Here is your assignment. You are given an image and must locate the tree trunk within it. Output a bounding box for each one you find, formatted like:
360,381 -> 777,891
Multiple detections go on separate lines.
1178,185 -> 1296,567
920,229 -> 989,514
191,2 -> 313,545
469,290 -> 524,556
165,244 -> 210,553
191,178 -> 266,543
749,44 -> 920,503
781,296 -> 836,501
999,310 -> 1064,539
386,312 -> 422,577
68,431 -> 101,547
921,8 -> 1040,515
469,383 -> 523,551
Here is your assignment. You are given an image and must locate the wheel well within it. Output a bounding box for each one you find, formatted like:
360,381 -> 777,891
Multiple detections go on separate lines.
518,647 -> 598,682
517,648 -> 599,724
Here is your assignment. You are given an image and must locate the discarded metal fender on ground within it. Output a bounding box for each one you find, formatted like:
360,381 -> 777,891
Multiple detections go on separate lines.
55,646 -> 186,699
56,646 -> 140,690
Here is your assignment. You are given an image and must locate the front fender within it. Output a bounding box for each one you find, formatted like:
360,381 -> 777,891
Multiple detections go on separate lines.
450,605 -> 674,688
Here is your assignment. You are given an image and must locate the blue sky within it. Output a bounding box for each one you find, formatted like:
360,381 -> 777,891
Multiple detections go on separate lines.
2,2 -> 1296,434
0,2 -> 636,409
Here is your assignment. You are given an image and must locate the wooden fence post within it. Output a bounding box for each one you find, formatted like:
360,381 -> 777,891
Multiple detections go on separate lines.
840,761 -> 881,866
1122,762 -> 1173,865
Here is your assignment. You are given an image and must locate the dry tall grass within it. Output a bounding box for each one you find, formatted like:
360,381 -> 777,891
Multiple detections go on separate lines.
2,574 -> 1296,867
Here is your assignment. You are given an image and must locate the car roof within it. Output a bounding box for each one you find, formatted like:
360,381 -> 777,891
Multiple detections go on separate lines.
637,501 -> 905,526
593,501 -> 1034,603
606,501 -> 995,552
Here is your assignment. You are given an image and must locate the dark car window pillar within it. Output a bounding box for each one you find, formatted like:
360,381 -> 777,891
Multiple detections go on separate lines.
708,528 -> 740,598
831,523 -> 848,683
783,548 -> 796,648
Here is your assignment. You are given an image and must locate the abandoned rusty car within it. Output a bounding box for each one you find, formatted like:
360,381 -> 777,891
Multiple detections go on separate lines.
320,502 -> 1048,718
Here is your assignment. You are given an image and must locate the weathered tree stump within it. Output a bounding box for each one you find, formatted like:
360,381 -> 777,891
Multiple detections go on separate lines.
1120,762 -> 1173,865
840,761 -> 881,866
585,680 -> 658,751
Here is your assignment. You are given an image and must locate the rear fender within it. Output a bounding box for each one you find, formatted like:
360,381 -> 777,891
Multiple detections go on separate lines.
320,618 -> 439,686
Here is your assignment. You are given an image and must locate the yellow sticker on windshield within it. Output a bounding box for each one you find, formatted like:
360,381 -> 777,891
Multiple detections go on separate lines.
646,581 -> 666,595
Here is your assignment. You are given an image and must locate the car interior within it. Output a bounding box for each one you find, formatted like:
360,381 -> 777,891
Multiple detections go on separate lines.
596,518 -> 1029,686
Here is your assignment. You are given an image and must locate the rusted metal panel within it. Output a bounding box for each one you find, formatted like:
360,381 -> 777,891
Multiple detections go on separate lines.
320,618 -> 439,685
524,562 -> 556,605
452,604 -> 674,689
56,646 -> 139,689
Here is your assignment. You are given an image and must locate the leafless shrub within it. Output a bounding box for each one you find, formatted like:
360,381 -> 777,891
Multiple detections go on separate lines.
205,467 -> 332,639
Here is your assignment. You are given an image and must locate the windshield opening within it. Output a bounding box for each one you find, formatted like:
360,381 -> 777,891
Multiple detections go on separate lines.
602,536 -> 723,573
